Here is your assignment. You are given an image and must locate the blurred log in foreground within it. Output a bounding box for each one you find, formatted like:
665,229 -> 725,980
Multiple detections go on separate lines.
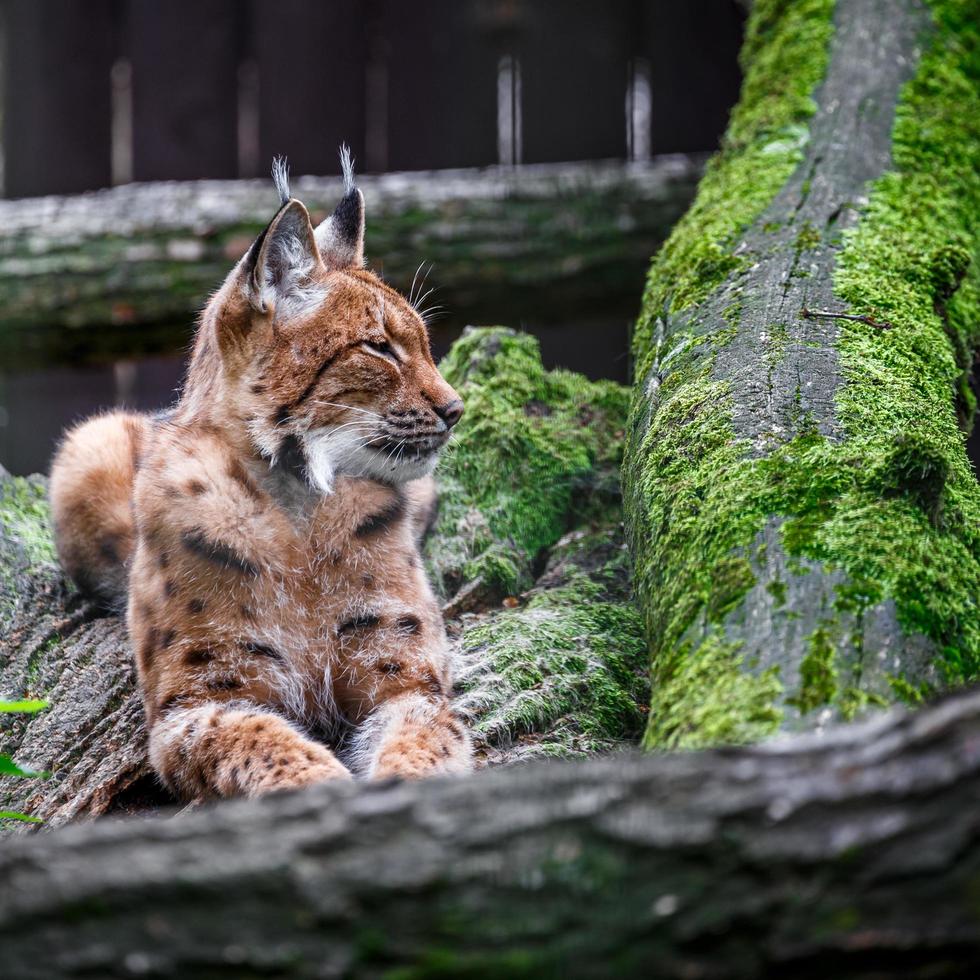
0,157 -> 704,365
2,688 -> 980,977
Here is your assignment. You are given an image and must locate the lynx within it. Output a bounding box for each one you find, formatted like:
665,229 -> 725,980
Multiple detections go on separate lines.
50,151 -> 473,800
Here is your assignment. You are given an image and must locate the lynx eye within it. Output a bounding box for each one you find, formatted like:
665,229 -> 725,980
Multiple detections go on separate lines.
363,338 -> 399,363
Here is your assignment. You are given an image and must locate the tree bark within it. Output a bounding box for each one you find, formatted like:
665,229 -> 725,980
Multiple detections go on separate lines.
0,157 -> 702,367
624,0 -> 980,747
2,688 -> 980,978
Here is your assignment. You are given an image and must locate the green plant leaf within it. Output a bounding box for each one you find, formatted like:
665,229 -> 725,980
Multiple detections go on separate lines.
0,699 -> 49,713
0,754 -> 49,779
0,810 -> 43,823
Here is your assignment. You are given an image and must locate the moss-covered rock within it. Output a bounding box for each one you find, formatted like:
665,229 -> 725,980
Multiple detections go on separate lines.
429,327 -> 628,604
625,0 -> 980,748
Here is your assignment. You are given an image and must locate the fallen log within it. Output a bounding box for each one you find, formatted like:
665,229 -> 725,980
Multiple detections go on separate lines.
0,157 -> 703,367
624,0 -> 980,747
2,688 -> 980,977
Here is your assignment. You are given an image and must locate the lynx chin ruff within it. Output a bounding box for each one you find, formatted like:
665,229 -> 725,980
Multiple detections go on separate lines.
50,151 -> 472,800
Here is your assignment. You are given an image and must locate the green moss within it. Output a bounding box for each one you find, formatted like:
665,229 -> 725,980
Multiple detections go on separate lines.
422,329 -> 647,757
837,686 -> 890,722
722,302 -> 742,326
428,328 -> 628,600
788,627 -> 838,713
864,431 -> 949,522
826,0 -> 980,661
0,477 -> 56,568
0,475 -> 58,629
764,320 -> 790,369
643,634 -> 783,750
794,220 -> 821,253
627,0 -> 980,748
458,529 -> 648,758
886,673 -> 931,706
632,0 -> 835,372
21,633 -> 61,699
767,579 -> 788,607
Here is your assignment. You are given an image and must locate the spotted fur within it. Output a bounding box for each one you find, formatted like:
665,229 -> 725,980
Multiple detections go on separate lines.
50,155 -> 471,800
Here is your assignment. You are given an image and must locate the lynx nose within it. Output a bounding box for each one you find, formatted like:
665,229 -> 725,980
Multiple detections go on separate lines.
435,398 -> 464,429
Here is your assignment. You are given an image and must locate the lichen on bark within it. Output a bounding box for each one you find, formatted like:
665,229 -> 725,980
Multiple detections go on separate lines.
625,0 -> 980,749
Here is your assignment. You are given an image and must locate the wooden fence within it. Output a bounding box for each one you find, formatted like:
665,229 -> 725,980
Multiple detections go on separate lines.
0,0 -> 744,198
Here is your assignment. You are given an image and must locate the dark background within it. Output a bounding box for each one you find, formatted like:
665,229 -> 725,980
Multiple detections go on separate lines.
0,2 -> 975,495
0,0 -> 745,195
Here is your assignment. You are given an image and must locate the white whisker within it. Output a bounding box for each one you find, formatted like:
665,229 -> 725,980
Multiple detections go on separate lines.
410,263 -> 434,311
414,286 -> 436,312
419,305 -> 447,325
381,437 -> 407,470
312,400 -> 385,420
408,261 -> 426,306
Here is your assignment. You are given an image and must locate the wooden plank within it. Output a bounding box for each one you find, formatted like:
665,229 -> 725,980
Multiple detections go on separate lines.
126,0 -> 240,181
641,0 -> 745,154
381,0 -> 499,172
250,0 -> 365,177
516,0 -> 632,164
1,0 -> 115,197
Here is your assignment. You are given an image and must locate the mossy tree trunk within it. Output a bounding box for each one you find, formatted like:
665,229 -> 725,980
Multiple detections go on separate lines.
625,0 -> 980,748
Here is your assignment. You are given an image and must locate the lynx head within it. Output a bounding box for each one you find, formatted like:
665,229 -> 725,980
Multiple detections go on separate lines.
204,148 -> 463,493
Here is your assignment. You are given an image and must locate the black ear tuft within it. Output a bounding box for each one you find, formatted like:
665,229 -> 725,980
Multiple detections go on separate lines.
313,145 -> 366,269
332,190 -> 362,249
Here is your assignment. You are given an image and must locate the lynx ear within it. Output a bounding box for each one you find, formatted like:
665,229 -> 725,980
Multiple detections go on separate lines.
244,197 -> 321,315
314,145 -> 365,270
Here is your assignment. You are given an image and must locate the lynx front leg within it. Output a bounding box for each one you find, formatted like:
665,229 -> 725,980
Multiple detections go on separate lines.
349,693 -> 473,779
333,599 -> 473,779
150,702 -> 351,800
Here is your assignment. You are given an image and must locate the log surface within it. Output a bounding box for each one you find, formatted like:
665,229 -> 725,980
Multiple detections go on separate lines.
0,476 -> 159,825
624,0 -> 980,746
2,689 -> 979,977
0,157 -> 703,366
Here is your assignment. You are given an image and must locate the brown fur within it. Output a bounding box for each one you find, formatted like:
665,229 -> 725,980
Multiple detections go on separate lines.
50,411 -> 147,608
50,168 -> 471,799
